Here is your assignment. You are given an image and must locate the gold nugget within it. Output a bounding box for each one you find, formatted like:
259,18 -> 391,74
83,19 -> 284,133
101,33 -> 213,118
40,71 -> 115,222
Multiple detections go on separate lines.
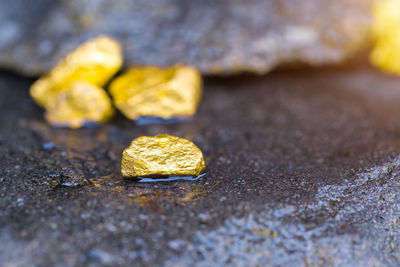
370,0 -> 400,74
45,82 -> 115,129
29,35 -> 122,128
31,35 -> 122,108
121,134 -> 206,178
109,65 -> 202,120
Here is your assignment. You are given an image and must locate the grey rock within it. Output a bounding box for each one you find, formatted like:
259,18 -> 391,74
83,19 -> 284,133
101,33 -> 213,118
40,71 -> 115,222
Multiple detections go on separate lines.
2,66 -> 400,266
0,0 -> 374,75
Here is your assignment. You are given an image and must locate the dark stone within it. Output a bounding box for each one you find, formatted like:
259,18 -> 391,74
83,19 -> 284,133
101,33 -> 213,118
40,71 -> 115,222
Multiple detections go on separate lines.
0,0 -> 374,75
2,66 -> 400,265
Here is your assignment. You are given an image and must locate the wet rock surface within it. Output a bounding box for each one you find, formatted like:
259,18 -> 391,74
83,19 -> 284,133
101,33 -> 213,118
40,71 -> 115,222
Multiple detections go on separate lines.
1,66 -> 400,265
0,0 -> 374,75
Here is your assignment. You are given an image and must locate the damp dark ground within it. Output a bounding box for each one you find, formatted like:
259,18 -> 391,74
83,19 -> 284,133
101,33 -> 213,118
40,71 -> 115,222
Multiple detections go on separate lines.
1,66 -> 400,266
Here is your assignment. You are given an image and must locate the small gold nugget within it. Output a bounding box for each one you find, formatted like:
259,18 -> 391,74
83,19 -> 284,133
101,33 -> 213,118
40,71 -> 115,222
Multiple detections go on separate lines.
109,65 -> 202,121
45,82 -> 115,129
31,35 -> 122,108
29,35 -> 122,128
121,134 -> 206,178
370,0 -> 400,74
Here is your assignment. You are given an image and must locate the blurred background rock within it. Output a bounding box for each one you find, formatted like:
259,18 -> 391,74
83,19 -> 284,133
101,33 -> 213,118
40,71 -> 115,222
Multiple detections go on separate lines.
0,0 -> 374,76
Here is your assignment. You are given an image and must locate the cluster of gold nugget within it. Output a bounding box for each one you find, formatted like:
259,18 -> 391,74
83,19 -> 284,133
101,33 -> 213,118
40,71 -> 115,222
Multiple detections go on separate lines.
30,35 -> 205,179
30,36 -> 121,128
30,36 -> 202,129
370,0 -> 400,74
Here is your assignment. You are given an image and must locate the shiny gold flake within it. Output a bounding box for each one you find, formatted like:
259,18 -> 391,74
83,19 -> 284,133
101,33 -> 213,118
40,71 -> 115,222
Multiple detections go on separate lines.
370,0 -> 400,74
121,134 -> 206,178
109,65 -> 202,120
45,82 -> 114,129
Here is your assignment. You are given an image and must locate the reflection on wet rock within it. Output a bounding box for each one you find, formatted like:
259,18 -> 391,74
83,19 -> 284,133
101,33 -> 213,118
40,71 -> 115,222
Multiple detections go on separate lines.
121,134 -> 205,178
136,173 -> 206,183
133,116 -> 189,126
49,168 -> 89,188
110,66 -> 202,121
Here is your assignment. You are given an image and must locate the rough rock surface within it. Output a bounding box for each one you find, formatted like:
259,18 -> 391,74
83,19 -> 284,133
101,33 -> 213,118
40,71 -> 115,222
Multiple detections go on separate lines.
1,66 -> 400,265
0,0 -> 374,75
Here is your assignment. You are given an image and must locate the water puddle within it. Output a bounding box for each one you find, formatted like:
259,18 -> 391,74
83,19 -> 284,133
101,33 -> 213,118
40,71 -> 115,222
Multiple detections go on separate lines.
134,116 -> 190,126
136,173 -> 206,183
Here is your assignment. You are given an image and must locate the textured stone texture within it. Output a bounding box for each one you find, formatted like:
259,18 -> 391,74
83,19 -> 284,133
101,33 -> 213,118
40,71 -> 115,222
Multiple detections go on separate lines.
0,0 -> 374,75
2,66 -> 400,266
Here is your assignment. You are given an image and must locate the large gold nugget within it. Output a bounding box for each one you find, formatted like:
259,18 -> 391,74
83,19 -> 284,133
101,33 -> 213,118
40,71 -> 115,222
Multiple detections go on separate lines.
109,66 -> 202,120
121,135 -> 206,178
45,82 -> 115,129
30,35 -> 122,108
370,0 -> 400,74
